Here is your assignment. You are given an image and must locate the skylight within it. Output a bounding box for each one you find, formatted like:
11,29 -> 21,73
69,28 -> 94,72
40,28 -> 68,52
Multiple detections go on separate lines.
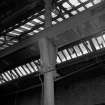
0,31 -> 105,85
0,0 -> 104,85
69,0 -> 81,6
0,0 -> 103,50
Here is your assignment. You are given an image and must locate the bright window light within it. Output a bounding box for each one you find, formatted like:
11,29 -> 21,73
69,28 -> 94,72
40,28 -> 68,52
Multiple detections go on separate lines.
78,6 -> 85,12
80,0 -> 88,3
2,74 -> 9,81
58,51 -> 66,62
103,34 -> 105,41
39,15 -> 45,19
57,18 -> 63,22
56,56 -> 62,64
64,14 -> 70,19
74,45 -> 82,56
71,10 -> 78,15
18,66 -> 27,76
8,71 -> 16,79
20,25 -> 31,30
15,68 -> 23,77
96,36 -> 105,48
0,41 -> 3,44
51,12 -> 57,18
62,2 -> 72,10
85,2 -> 93,8
68,48 -> 77,58
63,49 -> 71,60
26,22 -> 35,27
85,41 -> 93,52
28,32 -> 35,36
52,21 -> 57,25
39,27 -> 44,30
33,18 -> 43,24
93,0 -> 102,4
92,38 -> 100,50
22,65 -> 31,74
12,70 -> 18,78
26,63 -> 35,73
69,0 -> 80,6
33,30 -> 39,33
79,43 -> 88,54
0,81 -> 2,84
14,29 -> 23,33
0,36 -> 5,40
5,72 -> 12,80
30,62 -> 38,71
8,31 -> 20,36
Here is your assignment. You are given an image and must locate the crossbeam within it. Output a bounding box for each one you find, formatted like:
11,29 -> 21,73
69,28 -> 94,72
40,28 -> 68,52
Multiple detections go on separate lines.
0,1 -> 105,58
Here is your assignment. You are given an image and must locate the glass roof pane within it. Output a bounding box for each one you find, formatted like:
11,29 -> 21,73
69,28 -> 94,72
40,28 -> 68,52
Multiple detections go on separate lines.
22,65 -> 31,74
14,29 -> 23,33
71,10 -> 78,15
20,25 -> 31,30
8,71 -> 16,79
74,45 -> 83,56
78,6 -> 85,12
96,36 -> 105,48
31,61 -> 38,71
26,63 -> 35,73
85,2 -> 93,8
63,49 -> 71,60
33,30 -> 40,33
28,32 -> 35,36
69,0 -> 81,6
79,43 -> 88,54
33,18 -> 43,24
11,70 -> 19,78
80,0 -> 88,3
8,31 -> 20,36
5,72 -> 12,80
39,15 -> 45,19
58,51 -> 66,62
93,0 -> 102,4
64,14 -> 70,19
92,38 -> 100,50
57,18 -> 63,22
56,56 -> 62,64
0,81 -> 2,84
62,2 -> 72,10
52,21 -> 57,25
15,68 -> 23,77
39,27 -> 44,30
68,48 -> 77,58
17,27 -> 26,32
2,74 -> 9,81
102,34 -> 105,41
52,12 -> 57,18
18,66 -> 27,76
26,22 -> 35,27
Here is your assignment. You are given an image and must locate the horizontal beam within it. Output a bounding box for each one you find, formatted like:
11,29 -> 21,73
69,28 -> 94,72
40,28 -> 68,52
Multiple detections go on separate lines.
0,1 -> 105,58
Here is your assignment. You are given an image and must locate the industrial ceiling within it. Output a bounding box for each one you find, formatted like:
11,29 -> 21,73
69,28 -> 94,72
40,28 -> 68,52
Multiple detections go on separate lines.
0,0 -> 104,95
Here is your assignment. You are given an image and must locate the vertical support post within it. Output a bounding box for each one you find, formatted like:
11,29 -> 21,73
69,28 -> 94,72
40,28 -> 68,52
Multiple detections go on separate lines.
38,0 -> 56,105
39,37 -> 56,105
44,0 -> 52,27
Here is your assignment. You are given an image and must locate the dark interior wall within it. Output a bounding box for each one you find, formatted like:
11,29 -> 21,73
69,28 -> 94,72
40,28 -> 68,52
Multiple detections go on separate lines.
55,74 -> 105,105
1,70 -> 105,105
